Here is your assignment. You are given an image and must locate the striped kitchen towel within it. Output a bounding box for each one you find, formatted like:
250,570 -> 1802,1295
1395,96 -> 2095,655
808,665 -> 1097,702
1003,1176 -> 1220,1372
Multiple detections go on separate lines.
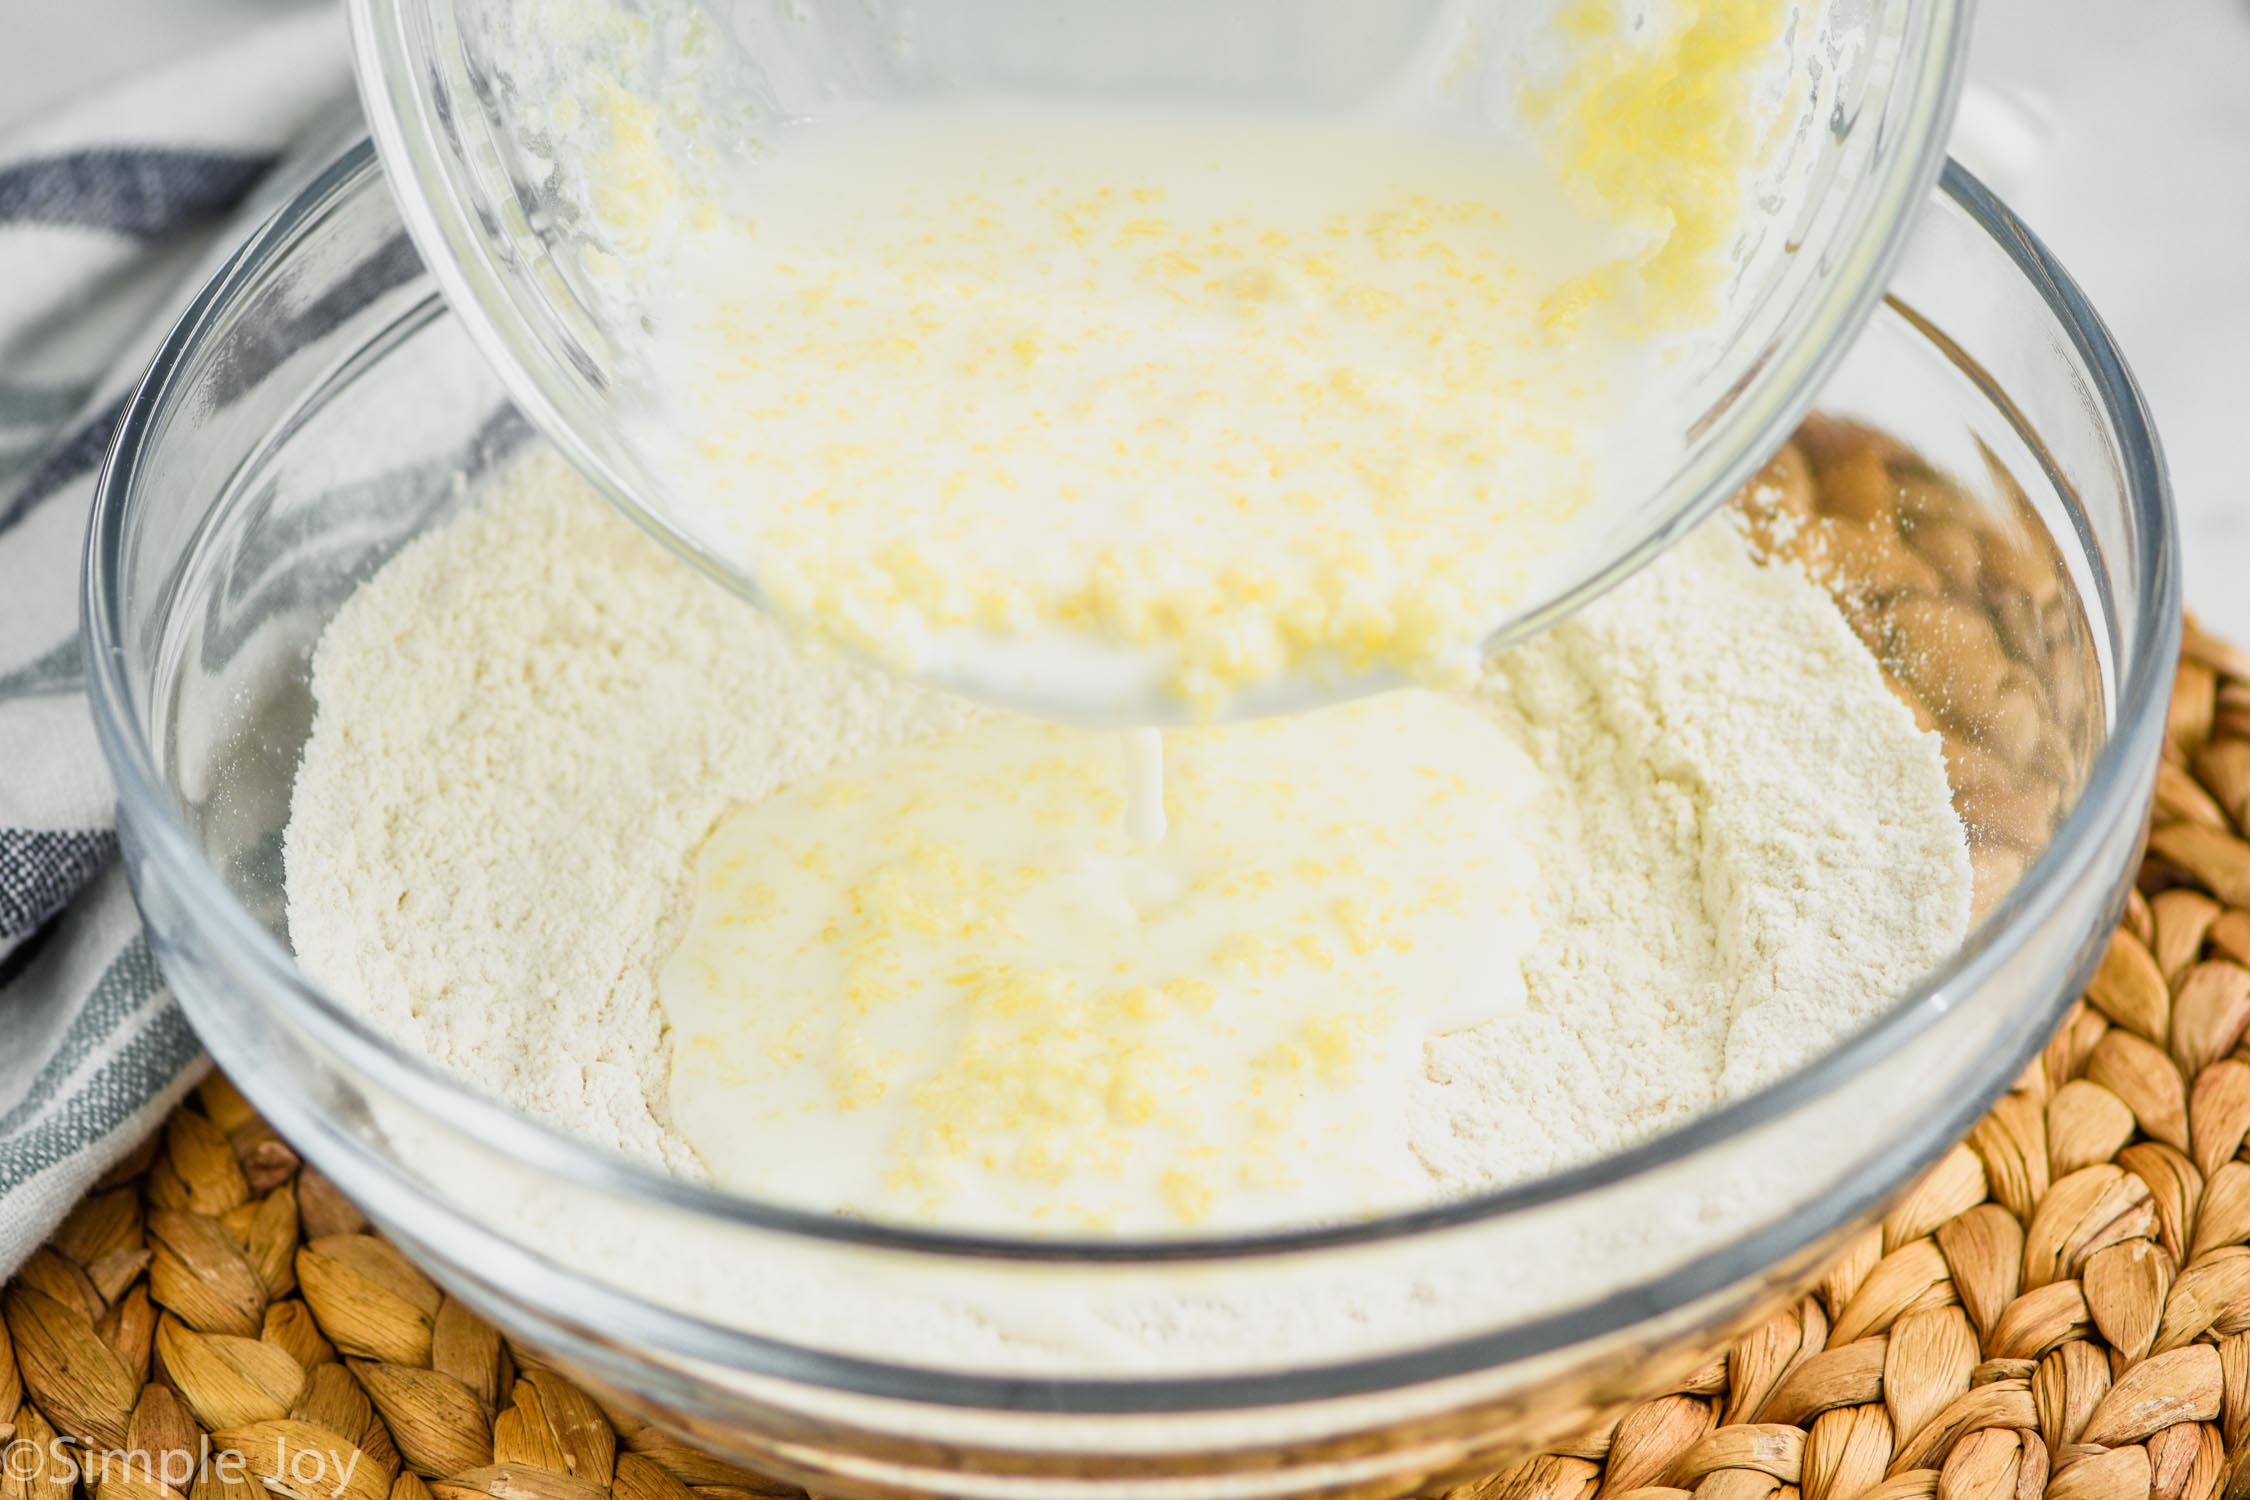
0,7 -> 349,1272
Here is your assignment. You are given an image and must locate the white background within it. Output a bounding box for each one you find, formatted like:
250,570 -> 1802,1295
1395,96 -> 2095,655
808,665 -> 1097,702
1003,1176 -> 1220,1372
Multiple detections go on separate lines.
5,0 -> 2247,636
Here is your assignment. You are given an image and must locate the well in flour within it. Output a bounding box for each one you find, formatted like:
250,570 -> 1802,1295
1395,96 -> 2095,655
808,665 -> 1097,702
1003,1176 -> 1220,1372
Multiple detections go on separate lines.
284,446 -> 1971,1230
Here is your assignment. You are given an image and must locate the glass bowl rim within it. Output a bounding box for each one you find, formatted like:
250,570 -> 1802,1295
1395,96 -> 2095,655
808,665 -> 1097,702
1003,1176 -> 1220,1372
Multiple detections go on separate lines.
82,146 -> 2173,1400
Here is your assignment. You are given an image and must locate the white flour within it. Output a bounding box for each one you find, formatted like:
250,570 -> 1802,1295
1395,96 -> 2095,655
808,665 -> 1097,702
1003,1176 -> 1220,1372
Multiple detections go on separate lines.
285,448 -> 1970,1211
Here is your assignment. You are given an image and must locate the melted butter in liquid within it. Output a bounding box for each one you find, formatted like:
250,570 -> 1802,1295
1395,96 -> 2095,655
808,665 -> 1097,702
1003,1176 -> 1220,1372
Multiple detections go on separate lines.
659,694 -> 1542,1234
635,107 -> 1660,718
578,0 -> 1801,718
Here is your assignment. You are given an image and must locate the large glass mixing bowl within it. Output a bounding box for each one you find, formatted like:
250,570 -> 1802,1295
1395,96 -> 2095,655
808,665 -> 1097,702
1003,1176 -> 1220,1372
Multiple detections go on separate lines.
346,0 -> 1971,723
85,145 -> 2170,1500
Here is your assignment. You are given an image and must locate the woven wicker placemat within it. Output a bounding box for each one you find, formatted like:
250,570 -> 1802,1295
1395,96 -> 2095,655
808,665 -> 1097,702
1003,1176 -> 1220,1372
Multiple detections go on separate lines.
7,626 -> 2244,1499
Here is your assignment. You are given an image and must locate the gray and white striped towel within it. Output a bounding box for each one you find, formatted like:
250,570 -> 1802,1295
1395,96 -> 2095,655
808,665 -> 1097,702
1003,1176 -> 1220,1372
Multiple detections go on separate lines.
0,7 -> 350,1273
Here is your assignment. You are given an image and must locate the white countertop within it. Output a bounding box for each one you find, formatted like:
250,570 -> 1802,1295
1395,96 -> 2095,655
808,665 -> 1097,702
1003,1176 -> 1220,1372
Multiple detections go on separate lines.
1961,0 -> 2250,641
7,0 -> 2246,635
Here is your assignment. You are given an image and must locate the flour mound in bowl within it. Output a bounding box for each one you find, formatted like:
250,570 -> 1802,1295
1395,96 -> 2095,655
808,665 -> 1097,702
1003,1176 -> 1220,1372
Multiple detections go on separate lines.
282,447 -> 1970,1223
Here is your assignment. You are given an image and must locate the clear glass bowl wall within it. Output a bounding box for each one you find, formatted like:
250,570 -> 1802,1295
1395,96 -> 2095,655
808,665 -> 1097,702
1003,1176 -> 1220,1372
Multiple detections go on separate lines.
347,0 -> 1970,698
87,145 -> 2173,1500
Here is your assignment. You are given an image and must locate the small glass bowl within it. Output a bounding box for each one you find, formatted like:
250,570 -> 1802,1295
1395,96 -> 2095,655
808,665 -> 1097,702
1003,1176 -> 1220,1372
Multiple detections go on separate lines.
346,0 -> 1971,723
86,146 -> 2172,1499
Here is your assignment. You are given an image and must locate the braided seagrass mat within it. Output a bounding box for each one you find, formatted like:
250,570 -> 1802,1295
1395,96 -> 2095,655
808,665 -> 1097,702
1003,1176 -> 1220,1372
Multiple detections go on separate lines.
4,470 -> 2244,1500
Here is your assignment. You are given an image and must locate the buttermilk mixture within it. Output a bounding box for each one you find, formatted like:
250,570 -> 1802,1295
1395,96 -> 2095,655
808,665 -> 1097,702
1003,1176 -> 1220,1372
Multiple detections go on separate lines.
533,0 -> 1812,717
283,0 -> 1976,1241
625,110 -> 1692,717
